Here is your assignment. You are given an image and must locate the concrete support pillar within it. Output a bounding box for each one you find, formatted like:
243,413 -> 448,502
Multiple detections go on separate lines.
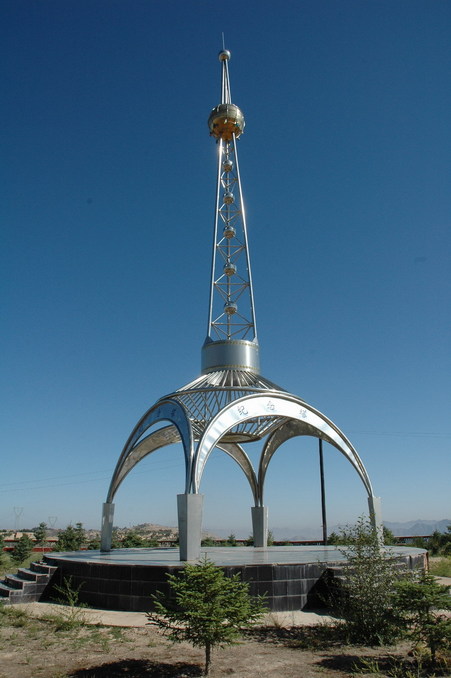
177,493 -> 204,561
368,495 -> 383,546
251,505 -> 268,548
100,502 -> 115,552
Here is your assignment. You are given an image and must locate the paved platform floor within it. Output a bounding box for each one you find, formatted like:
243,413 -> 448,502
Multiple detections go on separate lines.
47,544 -> 427,567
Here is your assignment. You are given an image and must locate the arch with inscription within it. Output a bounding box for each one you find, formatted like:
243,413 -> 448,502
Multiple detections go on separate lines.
193,392 -> 373,500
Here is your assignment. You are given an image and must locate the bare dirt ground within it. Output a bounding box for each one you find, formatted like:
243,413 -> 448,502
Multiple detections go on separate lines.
0,603 -> 440,678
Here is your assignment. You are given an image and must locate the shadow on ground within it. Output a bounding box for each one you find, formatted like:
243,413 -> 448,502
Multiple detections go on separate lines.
68,658 -> 203,677
247,623 -> 345,649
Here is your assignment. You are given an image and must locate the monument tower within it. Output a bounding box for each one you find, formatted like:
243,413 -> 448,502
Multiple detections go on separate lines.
101,49 -> 382,560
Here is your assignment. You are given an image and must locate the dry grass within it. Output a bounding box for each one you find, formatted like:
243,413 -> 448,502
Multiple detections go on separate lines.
1,602 -> 450,678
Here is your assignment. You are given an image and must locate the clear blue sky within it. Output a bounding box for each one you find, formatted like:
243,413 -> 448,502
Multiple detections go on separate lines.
1,1 -> 450,536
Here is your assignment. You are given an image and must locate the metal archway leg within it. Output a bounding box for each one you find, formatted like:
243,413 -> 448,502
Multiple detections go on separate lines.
368,495 -> 383,545
177,494 -> 204,561
101,502 -> 115,552
251,505 -> 268,547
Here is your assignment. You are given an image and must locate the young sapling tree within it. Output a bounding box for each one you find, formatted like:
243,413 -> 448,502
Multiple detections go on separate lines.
147,556 -> 266,675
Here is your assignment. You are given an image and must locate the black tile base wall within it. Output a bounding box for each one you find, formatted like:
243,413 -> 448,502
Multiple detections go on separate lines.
42,552 -> 425,612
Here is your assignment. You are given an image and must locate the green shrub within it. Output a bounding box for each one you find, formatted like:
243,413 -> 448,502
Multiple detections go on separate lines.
394,570 -> 451,665
120,532 -> 143,547
147,556 -> 266,675
328,516 -> 406,645
426,526 -> 451,556
327,524 -> 396,546
54,523 -> 86,551
226,533 -> 237,546
32,522 -> 48,546
11,534 -> 34,565
50,575 -> 88,629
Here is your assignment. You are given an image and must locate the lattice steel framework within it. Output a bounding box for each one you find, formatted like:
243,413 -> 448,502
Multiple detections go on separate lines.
206,49 -> 256,341
101,49 -> 382,559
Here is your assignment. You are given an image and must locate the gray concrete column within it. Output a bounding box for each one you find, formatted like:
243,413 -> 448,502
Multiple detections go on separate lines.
100,502 -> 115,552
368,495 -> 383,546
177,493 -> 204,561
251,505 -> 268,548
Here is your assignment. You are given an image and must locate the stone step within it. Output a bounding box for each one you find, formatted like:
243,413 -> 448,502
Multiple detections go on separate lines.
0,581 -> 22,601
4,574 -> 28,590
30,561 -> 58,576
0,561 -> 59,604
18,567 -> 51,583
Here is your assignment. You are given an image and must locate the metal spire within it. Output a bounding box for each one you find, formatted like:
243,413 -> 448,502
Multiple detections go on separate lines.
202,49 -> 259,375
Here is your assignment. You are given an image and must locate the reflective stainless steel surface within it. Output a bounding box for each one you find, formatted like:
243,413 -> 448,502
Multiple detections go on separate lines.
101,48 -> 382,558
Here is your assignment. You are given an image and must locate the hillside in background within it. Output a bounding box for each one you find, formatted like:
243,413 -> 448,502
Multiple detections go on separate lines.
383,518 -> 451,537
247,519 -> 450,542
2,519 -> 449,541
206,519 -> 451,541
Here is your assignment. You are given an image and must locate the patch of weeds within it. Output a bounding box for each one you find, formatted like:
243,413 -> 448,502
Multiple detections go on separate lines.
351,651 -> 451,677
65,626 -> 118,654
40,633 -> 57,649
429,557 -> 451,578
53,576 -> 87,607
319,653 -> 396,676
4,629 -> 19,642
108,626 -> 126,642
350,656 -> 412,676
43,610 -> 87,632
352,656 -> 384,675
68,634 -> 93,652
265,611 -> 295,629
47,576 -> 89,630
0,604 -> 29,628
88,627 -> 111,653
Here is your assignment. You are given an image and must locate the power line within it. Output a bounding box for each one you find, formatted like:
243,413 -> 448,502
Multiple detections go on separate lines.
0,459 -> 183,493
348,431 -> 451,438
0,470 -> 108,488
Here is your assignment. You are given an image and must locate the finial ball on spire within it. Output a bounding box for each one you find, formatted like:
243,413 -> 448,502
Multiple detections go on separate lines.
219,49 -> 231,61
208,104 -> 245,140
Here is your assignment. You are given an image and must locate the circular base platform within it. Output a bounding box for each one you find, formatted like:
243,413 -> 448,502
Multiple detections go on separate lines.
44,545 -> 427,612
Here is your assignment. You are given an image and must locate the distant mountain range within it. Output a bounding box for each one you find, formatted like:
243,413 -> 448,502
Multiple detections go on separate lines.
383,519 -> 451,537
23,518 -> 447,541
221,519 -> 451,541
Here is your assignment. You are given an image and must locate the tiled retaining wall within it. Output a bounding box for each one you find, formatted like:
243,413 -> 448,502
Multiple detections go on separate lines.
42,552 -> 426,612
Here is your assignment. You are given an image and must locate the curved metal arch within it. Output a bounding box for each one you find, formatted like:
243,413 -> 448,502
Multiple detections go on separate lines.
258,418 -> 373,504
212,441 -> 258,505
258,420 -> 313,504
107,427 -> 258,506
107,425 -> 181,502
106,398 -> 195,499
193,392 -> 374,498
